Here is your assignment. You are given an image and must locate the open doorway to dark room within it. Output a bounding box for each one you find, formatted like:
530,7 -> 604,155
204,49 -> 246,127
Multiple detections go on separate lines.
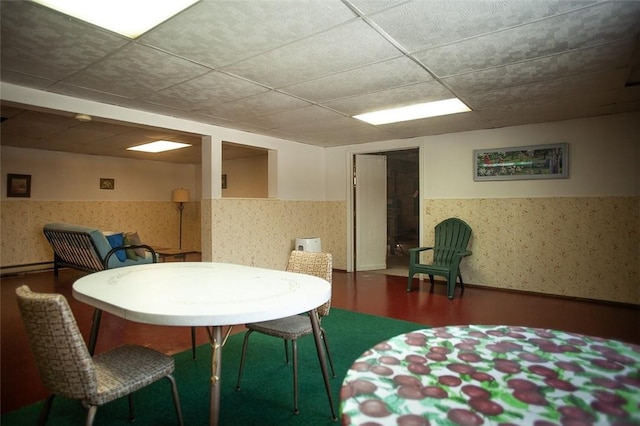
384,149 -> 419,274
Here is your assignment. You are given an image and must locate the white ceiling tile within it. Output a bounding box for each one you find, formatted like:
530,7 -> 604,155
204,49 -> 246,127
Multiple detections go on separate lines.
346,0 -> 408,16
379,111 -> 489,135
63,44 -> 211,98
0,1 -> 128,80
0,70 -> 56,91
281,57 -> 432,102
415,1 -> 640,78
476,90 -> 619,121
144,71 -> 270,111
196,91 -> 311,121
444,39 -> 635,94
324,81 -> 454,115
139,0 -> 357,68
221,20 -> 401,88
463,69 -> 629,108
49,83 -> 134,106
1,0 -> 639,158
248,106 -> 346,129
368,0 -> 599,52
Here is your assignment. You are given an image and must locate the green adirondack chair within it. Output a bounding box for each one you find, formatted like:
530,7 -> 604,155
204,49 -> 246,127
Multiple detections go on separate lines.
407,218 -> 472,299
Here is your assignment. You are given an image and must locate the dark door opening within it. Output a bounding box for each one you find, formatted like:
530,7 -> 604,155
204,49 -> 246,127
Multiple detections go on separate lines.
384,149 -> 419,274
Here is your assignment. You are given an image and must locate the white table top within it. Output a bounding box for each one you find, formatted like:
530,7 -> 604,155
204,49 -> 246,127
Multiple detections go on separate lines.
73,262 -> 331,327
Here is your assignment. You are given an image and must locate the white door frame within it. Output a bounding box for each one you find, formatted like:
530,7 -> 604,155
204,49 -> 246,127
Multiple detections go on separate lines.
346,145 -> 423,272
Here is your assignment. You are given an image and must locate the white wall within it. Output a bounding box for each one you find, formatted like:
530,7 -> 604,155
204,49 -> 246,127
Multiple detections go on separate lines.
1,83 -> 327,201
1,146 -> 195,201
222,155 -> 268,198
325,112 -> 640,200
423,114 -> 639,199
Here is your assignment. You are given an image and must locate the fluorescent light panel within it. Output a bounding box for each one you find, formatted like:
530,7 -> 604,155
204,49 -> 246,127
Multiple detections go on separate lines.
354,98 -> 471,125
127,141 -> 191,153
32,0 -> 199,38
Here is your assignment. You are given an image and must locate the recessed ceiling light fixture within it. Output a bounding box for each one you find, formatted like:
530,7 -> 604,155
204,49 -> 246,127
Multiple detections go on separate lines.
32,0 -> 199,39
127,141 -> 191,153
74,113 -> 92,122
353,98 -> 471,125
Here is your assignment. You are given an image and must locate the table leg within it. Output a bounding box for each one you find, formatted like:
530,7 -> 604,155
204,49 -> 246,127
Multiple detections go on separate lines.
208,326 -> 222,426
309,309 -> 338,421
88,308 -> 102,356
206,326 -> 233,426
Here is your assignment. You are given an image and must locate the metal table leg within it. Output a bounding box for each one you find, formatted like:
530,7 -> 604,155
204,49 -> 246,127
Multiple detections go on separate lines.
88,308 -> 102,355
309,309 -> 338,421
206,326 -> 233,426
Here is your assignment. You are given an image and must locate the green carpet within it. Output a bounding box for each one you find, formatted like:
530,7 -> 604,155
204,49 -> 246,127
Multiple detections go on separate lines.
2,309 -> 425,425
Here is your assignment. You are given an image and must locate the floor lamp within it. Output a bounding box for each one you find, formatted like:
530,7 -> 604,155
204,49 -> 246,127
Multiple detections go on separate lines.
172,188 -> 190,249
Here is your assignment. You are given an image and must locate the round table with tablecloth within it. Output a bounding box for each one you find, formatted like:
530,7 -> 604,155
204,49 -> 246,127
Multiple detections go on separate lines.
340,325 -> 640,425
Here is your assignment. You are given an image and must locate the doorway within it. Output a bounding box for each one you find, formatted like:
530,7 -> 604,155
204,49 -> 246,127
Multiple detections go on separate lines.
352,148 -> 419,275
383,149 -> 419,275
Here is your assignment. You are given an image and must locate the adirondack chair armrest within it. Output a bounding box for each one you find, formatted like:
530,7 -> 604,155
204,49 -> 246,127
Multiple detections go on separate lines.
408,246 -> 434,263
408,246 -> 434,254
456,250 -> 472,258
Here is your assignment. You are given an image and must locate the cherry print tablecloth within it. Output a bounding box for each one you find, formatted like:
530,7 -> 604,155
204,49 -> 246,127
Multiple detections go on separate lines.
340,325 -> 640,426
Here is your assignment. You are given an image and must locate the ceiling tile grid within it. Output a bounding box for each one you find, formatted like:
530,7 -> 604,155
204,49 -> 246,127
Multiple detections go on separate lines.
1,0 -> 639,158
414,2 -> 640,78
143,71 -> 270,112
280,56 -> 434,103
61,43 -> 212,98
0,1 -> 129,81
138,0 -> 358,69
220,20 -> 403,88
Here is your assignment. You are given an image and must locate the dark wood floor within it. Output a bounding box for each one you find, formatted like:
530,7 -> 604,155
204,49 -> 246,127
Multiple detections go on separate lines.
2,267 -> 638,415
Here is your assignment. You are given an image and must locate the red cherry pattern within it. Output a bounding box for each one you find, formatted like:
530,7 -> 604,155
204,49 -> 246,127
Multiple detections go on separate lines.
340,325 -> 640,425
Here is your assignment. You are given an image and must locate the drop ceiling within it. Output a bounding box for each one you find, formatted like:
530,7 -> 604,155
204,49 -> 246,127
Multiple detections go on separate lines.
1,0 -> 639,164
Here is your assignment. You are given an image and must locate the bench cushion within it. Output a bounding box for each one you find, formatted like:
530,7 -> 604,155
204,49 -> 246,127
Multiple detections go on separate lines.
43,223 -> 154,270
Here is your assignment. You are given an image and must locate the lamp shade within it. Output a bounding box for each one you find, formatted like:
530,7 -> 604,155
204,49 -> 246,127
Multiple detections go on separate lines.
172,188 -> 190,203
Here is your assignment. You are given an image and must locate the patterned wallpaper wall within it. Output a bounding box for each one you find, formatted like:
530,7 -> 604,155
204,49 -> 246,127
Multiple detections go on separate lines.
204,199 -> 347,270
424,197 -> 639,305
1,200 -> 201,268
2,196 -> 637,304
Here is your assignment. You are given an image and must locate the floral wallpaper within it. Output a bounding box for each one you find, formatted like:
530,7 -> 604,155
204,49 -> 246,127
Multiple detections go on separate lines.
1,200 -> 201,268
2,196 -> 637,305
205,199 -> 346,270
423,197 -> 639,305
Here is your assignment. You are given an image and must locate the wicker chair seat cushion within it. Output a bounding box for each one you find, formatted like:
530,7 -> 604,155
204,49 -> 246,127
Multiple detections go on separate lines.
246,315 -> 315,340
91,345 -> 175,405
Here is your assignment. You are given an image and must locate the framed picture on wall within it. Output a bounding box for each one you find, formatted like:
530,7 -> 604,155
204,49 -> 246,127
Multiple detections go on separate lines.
474,143 -> 568,181
7,174 -> 31,197
100,178 -> 115,190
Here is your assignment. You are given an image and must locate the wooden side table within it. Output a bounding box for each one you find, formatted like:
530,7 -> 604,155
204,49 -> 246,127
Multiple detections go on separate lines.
154,248 -> 200,262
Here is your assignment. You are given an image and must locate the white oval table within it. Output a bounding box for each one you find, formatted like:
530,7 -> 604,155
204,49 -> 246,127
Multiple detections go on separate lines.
73,262 -> 336,426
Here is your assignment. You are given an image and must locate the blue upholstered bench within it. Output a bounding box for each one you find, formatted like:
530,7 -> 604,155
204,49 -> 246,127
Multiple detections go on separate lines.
43,223 -> 156,276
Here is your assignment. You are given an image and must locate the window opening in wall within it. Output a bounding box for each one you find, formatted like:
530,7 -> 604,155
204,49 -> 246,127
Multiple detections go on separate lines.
222,142 -> 269,198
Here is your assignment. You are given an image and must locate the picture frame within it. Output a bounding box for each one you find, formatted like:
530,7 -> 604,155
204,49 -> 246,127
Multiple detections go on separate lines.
474,143 -> 568,181
7,174 -> 31,197
100,178 -> 115,190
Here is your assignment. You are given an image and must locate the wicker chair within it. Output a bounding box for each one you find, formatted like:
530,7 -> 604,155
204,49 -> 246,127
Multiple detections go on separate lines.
15,285 -> 184,426
236,250 -> 335,414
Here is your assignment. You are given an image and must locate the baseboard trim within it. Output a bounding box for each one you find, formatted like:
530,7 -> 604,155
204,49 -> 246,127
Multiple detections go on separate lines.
0,262 -> 53,277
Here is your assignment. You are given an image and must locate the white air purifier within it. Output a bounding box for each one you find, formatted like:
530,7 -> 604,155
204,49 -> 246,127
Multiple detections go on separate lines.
295,237 -> 321,252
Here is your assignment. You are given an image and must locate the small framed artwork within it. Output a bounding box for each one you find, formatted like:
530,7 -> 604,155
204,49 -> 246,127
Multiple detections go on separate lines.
100,178 -> 115,190
7,174 -> 31,197
222,174 -> 227,189
474,143 -> 568,181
